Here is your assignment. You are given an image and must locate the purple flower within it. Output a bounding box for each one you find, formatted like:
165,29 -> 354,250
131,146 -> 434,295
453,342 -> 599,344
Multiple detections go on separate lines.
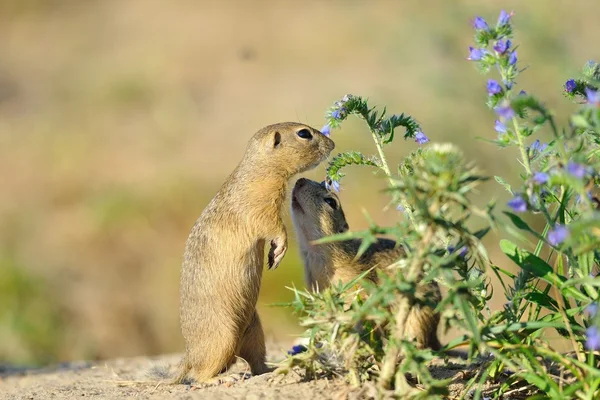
493,39 -> 512,54
473,16 -> 489,31
467,47 -> 485,61
494,120 -> 507,133
586,326 -> 600,351
529,140 -> 548,153
585,87 -> 600,106
287,344 -> 307,355
509,51 -> 517,65
497,10 -> 513,27
565,79 -> 577,93
321,124 -> 331,137
533,172 -> 549,184
331,108 -> 345,120
415,131 -> 429,144
507,195 -> 527,212
448,245 -> 468,259
567,161 -> 586,179
519,90 -> 527,96
325,179 -> 340,192
586,303 -> 598,318
487,79 -> 502,95
396,204 -> 405,212
495,102 -> 515,120
548,225 -> 569,246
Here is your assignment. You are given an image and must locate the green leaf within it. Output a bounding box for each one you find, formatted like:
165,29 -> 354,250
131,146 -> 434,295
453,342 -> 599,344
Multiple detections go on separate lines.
523,291 -> 558,312
494,176 -> 513,194
485,320 -> 583,335
503,211 -> 546,242
520,371 -> 560,397
491,264 -> 516,279
311,230 -> 358,244
500,240 -> 589,302
341,267 -> 376,291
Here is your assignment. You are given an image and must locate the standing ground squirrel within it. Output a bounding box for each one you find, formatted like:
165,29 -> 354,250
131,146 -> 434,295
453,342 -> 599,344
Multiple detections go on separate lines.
174,123 -> 335,384
290,178 -> 441,350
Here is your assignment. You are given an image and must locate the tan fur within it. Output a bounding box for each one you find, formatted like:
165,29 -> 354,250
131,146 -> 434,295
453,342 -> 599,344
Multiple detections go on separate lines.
290,178 -> 441,350
175,123 -> 335,384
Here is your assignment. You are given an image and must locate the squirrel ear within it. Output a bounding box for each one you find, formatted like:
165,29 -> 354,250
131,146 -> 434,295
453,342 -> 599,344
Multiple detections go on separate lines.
273,131 -> 282,148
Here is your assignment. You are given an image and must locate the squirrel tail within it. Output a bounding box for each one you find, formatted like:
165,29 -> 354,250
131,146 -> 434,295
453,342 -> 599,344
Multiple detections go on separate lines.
169,357 -> 191,385
145,356 -> 190,385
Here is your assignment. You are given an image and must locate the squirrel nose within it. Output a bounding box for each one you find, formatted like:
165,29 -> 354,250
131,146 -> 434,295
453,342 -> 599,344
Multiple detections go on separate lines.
296,177 -> 308,187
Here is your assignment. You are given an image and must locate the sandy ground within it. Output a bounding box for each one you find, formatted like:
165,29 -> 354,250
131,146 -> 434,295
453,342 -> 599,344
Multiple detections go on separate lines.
1,338 -> 507,400
0,340 -> 352,400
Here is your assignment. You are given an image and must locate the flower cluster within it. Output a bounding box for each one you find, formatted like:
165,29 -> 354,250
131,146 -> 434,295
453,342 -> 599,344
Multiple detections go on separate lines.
467,10 -> 521,145
322,95 -> 432,198
563,60 -> 600,105
528,139 -> 547,160
506,152 -> 596,228
321,94 -> 354,137
468,10 -> 517,71
468,12 -> 599,239
563,78 -> 600,106
321,94 -> 429,145
464,10 -> 600,398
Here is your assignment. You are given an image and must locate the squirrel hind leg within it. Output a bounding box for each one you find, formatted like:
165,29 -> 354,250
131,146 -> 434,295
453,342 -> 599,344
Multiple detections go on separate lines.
237,311 -> 270,376
185,331 -> 238,383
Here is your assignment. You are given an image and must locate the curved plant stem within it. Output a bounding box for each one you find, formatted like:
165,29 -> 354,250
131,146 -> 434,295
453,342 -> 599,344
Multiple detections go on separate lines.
369,128 -> 417,227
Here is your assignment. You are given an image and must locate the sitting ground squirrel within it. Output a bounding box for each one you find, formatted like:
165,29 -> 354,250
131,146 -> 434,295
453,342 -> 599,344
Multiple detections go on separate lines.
290,178 -> 441,350
174,123 -> 335,384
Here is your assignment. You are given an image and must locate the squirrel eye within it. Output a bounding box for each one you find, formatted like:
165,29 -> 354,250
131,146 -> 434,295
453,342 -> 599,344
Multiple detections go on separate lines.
323,197 -> 337,210
296,128 -> 313,139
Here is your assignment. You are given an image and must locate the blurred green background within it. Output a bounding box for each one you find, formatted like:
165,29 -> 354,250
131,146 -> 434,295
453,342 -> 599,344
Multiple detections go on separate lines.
1,0 -> 598,366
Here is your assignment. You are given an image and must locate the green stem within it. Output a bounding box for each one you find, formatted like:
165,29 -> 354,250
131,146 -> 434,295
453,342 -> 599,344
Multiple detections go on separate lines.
369,128 -> 417,227
369,129 -> 394,182
351,106 -> 417,226
512,118 -> 532,176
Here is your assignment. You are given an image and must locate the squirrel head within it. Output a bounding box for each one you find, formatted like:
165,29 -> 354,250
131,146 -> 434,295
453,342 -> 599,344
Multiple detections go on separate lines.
290,177 -> 349,245
246,122 -> 335,177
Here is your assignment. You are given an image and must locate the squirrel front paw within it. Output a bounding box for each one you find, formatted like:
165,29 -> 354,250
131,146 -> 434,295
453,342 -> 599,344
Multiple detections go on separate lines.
268,236 -> 287,270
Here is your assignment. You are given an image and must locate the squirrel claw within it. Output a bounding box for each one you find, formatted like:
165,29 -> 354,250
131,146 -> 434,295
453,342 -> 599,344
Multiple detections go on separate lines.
268,239 -> 287,270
